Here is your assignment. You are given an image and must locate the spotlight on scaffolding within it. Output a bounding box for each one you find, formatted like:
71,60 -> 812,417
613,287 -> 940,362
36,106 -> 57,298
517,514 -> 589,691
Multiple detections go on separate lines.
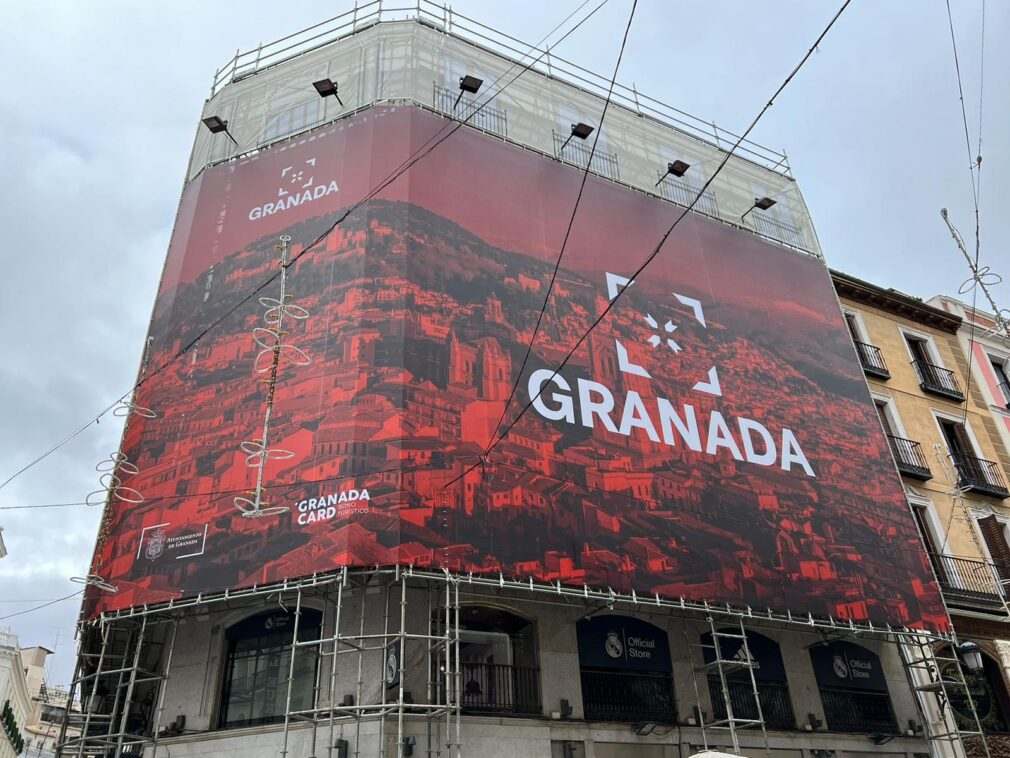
871,734 -> 895,746
312,77 -> 344,106
741,195 -> 777,222
453,74 -> 483,109
632,721 -> 657,735
560,121 -> 594,151
201,115 -> 238,145
402,735 -> 416,756
655,159 -> 691,186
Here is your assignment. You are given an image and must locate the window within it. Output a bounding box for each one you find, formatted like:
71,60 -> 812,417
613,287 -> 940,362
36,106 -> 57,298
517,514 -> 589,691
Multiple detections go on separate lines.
577,615 -> 676,723
435,606 -> 540,716
977,514 -> 1010,581
218,609 -> 322,728
990,355 -> 1010,408
810,641 -> 897,733
905,333 -> 964,400
703,629 -> 795,729
936,416 -> 1008,498
874,399 -> 929,478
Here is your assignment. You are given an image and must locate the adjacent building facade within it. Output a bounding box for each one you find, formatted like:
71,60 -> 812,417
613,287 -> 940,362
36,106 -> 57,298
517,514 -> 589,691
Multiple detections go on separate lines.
835,272 -> 1010,755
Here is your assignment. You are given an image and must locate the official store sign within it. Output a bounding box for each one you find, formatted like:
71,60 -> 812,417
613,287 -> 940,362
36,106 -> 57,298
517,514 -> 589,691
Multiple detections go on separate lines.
577,615 -> 672,673
809,641 -> 888,692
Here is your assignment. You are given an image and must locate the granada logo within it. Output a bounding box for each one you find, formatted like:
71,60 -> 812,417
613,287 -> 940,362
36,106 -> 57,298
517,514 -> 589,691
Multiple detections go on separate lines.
248,157 -> 339,221
529,272 -> 815,477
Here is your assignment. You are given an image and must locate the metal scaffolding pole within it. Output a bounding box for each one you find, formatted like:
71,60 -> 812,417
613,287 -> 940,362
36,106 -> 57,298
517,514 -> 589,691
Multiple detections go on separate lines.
149,618 -> 179,758
326,574 -> 345,758
114,615 -> 148,757
280,588 -> 304,758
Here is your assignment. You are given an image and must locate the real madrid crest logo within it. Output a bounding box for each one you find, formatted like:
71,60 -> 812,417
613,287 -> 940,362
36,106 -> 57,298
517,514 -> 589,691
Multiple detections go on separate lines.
605,631 -> 624,659
833,654 -> 849,679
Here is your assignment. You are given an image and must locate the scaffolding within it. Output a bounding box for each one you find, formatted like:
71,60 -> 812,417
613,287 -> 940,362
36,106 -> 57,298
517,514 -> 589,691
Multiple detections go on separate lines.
57,566 -> 992,758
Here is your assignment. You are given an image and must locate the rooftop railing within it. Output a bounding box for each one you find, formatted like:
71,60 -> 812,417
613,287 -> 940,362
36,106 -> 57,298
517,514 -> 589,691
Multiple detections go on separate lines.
656,173 -> 720,217
209,0 -> 792,176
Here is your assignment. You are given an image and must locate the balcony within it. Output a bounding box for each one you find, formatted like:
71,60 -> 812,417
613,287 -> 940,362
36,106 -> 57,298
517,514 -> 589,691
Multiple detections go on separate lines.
709,678 -> 795,730
927,553 -> 1009,614
912,360 -> 964,402
656,173 -> 720,217
432,83 -> 508,138
452,662 -> 541,716
750,213 -> 805,248
954,455 -> 1010,499
580,669 -> 677,723
853,341 -> 890,379
552,131 -> 621,182
885,435 -> 931,480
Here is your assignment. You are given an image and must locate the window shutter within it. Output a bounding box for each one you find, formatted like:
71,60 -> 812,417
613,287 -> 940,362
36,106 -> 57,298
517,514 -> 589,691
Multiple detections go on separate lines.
978,515 -> 1010,572
874,403 -> 894,438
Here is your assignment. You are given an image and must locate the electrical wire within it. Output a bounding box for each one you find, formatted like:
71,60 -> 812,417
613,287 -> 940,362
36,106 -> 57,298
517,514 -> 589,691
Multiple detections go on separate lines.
0,591 -> 83,622
0,0 -> 610,495
487,0 -> 638,455
446,0 -> 854,488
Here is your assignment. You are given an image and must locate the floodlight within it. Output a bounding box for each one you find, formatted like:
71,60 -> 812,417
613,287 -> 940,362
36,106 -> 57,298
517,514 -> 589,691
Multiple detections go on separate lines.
741,196 -> 777,222
560,122 -> 594,152
632,721 -> 657,735
313,78 -> 343,106
453,74 -> 483,109
202,115 -> 228,133
656,159 -> 691,186
201,115 -> 238,145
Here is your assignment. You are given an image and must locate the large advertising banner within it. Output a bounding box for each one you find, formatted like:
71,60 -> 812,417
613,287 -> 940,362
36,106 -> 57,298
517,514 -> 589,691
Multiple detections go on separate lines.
88,106 -> 947,631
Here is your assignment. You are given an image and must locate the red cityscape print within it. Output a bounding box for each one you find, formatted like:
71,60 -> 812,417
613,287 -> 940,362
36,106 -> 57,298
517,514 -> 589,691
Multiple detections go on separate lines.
86,107 -> 948,632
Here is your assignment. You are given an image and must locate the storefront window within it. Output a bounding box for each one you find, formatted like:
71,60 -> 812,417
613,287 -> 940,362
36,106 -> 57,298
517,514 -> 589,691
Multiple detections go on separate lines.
809,641 -> 896,733
577,615 -> 676,723
218,609 -> 322,728
702,628 -> 795,730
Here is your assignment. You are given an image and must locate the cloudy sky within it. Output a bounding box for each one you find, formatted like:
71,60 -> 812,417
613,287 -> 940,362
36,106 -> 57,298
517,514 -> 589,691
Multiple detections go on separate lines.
0,1 -> 1003,685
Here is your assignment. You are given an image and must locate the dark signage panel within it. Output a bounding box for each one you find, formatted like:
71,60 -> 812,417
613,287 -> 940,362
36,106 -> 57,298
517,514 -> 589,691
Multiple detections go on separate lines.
577,616 -> 672,673
809,641 -> 888,692
85,106 -> 947,634
701,629 -> 786,682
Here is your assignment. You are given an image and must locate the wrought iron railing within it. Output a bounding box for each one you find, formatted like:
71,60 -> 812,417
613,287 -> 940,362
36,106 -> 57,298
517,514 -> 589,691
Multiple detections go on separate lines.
432,83 -> 508,138
885,435 -> 931,480
818,688 -> 897,733
912,360 -> 965,401
656,173 -> 719,217
580,669 -> 676,723
954,455 -> 1010,499
453,662 -> 541,716
750,213 -> 805,248
927,553 -> 1007,605
708,678 -> 795,730
853,341 -> 889,379
552,131 -> 620,182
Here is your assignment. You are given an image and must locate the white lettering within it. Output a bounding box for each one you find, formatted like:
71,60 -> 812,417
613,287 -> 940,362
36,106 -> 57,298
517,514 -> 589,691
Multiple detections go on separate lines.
656,399 -> 701,451
619,391 -> 660,442
706,411 -> 744,461
248,180 -> 340,221
781,429 -> 815,477
529,369 -> 574,422
738,418 -> 776,466
578,379 -> 618,433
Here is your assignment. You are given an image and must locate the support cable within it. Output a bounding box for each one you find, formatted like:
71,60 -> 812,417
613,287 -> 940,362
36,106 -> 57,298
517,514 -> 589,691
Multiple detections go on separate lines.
488,0 -> 638,456
445,0 -> 853,489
